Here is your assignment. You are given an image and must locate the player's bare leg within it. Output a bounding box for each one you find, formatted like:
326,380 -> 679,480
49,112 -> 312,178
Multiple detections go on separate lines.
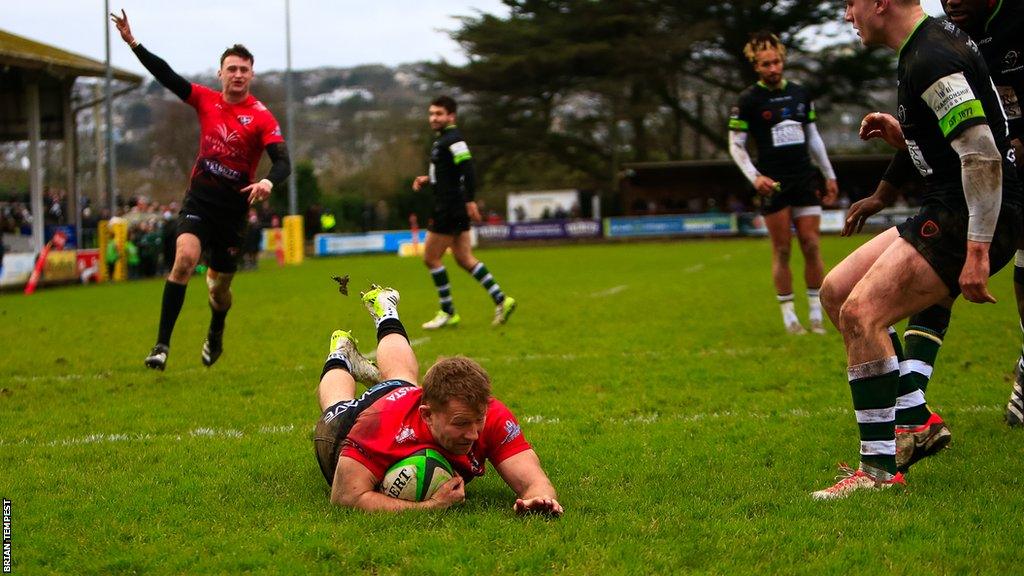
794,210 -> 825,334
764,207 -> 803,333
146,232 -> 202,370
423,232 -> 461,329
820,227 -> 901,330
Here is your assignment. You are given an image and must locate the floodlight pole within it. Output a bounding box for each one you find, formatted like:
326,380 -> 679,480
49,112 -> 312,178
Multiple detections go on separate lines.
104,0 -> 117,215
285,0 -> 298,215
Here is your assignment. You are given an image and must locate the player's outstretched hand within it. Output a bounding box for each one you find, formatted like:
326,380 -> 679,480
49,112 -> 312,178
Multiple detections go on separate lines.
465,201 -> 482,222
427,476 -> 465,509
110,10 -> 136,46
241,179 -> 273,205
960,242 -> 996,304
514,496 -> 563,517
859,112 -> 906,150
412,175 -> 429,192
842,195 -> 885,236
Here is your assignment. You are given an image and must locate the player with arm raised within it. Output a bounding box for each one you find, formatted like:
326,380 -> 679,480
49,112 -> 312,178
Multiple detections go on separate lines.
812,0 -> 1022,499
111,10 -> 291,370
312,284 -> 561,515
728,32 -> 839,335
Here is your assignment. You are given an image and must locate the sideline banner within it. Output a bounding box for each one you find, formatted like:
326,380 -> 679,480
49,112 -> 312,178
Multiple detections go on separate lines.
604,214 -> 737,238
314,229 -> 431,256
476,219 -> 602,242
0,253 -> 36,288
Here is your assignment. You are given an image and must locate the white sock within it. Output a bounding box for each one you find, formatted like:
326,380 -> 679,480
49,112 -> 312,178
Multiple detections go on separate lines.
807,288 -> 822,323
777,294 -> 799,325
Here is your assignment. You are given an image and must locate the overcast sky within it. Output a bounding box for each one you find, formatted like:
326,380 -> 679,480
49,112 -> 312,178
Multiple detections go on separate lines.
4,1 -> 946,76
3,1 -> 510,75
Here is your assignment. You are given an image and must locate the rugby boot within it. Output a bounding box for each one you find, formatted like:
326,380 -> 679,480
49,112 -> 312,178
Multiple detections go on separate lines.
422,310 -> 460,330
785,320 -> 808,335
809,319 -> 827,335
327,329 -> 380,385
201,331 -> 223,367
492,296 -> 517,326
360,284 -> 401,323
145,344 -> 169,371
1006,362 -> 1024,427
812,463 -> 906,500
895,412 -> 951,471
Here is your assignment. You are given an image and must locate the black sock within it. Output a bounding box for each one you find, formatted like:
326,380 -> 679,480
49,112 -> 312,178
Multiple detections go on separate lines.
157,281 -> 188,346
320,357 -> 351,381
377,318 -> 409,343
209,304 -> 229,337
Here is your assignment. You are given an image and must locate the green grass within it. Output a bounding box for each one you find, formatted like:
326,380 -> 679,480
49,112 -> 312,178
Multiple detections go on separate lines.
2,236 -> 1023,575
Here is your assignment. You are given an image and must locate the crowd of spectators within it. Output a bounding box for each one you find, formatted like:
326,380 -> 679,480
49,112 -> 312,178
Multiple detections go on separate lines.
2,190 -> 275,280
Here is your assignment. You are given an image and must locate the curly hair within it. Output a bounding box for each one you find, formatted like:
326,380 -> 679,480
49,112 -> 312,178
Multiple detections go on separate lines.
743,32 -> 786,65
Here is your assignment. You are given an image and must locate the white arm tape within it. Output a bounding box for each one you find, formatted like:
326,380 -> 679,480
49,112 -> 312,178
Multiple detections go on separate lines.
805,123 -> 836,180
950,124 -> 1002,243
728,131 -> 759,185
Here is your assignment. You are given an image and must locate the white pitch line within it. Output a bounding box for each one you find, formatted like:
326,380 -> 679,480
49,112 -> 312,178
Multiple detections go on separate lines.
590,285 -> 628,298
683,263 -> 705,273
1,406 -> 1004,448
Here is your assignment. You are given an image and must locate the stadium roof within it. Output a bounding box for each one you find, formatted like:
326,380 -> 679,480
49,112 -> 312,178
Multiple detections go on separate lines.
0,28 -> 142,83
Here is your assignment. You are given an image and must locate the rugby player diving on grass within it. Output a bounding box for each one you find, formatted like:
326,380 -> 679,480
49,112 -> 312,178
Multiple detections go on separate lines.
311,284 -> 562,515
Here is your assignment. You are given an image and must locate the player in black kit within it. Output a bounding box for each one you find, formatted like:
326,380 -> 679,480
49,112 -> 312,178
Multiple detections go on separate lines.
813,0 -> 1022,499
412,96 -> 516,330
729,33 -> 839,335
844,0 -> 1024,432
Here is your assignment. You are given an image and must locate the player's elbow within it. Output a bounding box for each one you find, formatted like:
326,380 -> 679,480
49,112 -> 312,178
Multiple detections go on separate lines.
329,484 -> 358,509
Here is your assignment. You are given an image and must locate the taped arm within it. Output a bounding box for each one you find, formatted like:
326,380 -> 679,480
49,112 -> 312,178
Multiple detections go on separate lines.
264,143 -> 291,188
728,131 -> 759,185
805,123 -> 836,180
131,45 -> 191,101
950,124 -> 1003,242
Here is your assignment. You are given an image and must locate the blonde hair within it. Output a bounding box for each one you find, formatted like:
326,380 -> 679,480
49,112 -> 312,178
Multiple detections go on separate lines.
422,356 -> 492,413
743,32 -> 786,65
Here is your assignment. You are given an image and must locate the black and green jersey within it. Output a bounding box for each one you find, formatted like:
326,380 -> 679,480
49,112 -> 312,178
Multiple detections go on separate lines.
429,125 -> 476,210
973,0 -> 1024,140
728,80 -> 818,179
897,16 -> 1019,209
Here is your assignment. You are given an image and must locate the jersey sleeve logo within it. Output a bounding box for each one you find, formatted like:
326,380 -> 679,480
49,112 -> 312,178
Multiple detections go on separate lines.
922,73 -> 985,136
449,140 -> 472,164
728,107 -> 748,131
501,420 -> 522,445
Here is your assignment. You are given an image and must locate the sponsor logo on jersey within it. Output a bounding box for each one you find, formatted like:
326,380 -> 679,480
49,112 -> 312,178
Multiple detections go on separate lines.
1003,51 -> 1021,73
394,426 -> 417,444
923,73 -> 975,119
897,105 -> 907,124
237,115 -> 254,126
501,420 -> 522,445
184,213 -> 202,221
384,387 -> 412,402
762,110 -> 773,120
921,220 -> 940,238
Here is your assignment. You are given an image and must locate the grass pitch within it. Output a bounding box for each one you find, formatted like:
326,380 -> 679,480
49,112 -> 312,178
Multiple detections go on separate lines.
2,236 -> 1023,574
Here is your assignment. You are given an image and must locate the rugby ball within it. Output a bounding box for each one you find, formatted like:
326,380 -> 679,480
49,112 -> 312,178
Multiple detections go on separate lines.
379,448 -> 454,501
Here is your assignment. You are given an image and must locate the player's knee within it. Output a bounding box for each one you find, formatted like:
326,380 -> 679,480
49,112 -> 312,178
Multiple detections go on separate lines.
838,296 -> 872,337
773,245 -> 792,263
171,254 -> 198,277
799,237 -> 820,256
